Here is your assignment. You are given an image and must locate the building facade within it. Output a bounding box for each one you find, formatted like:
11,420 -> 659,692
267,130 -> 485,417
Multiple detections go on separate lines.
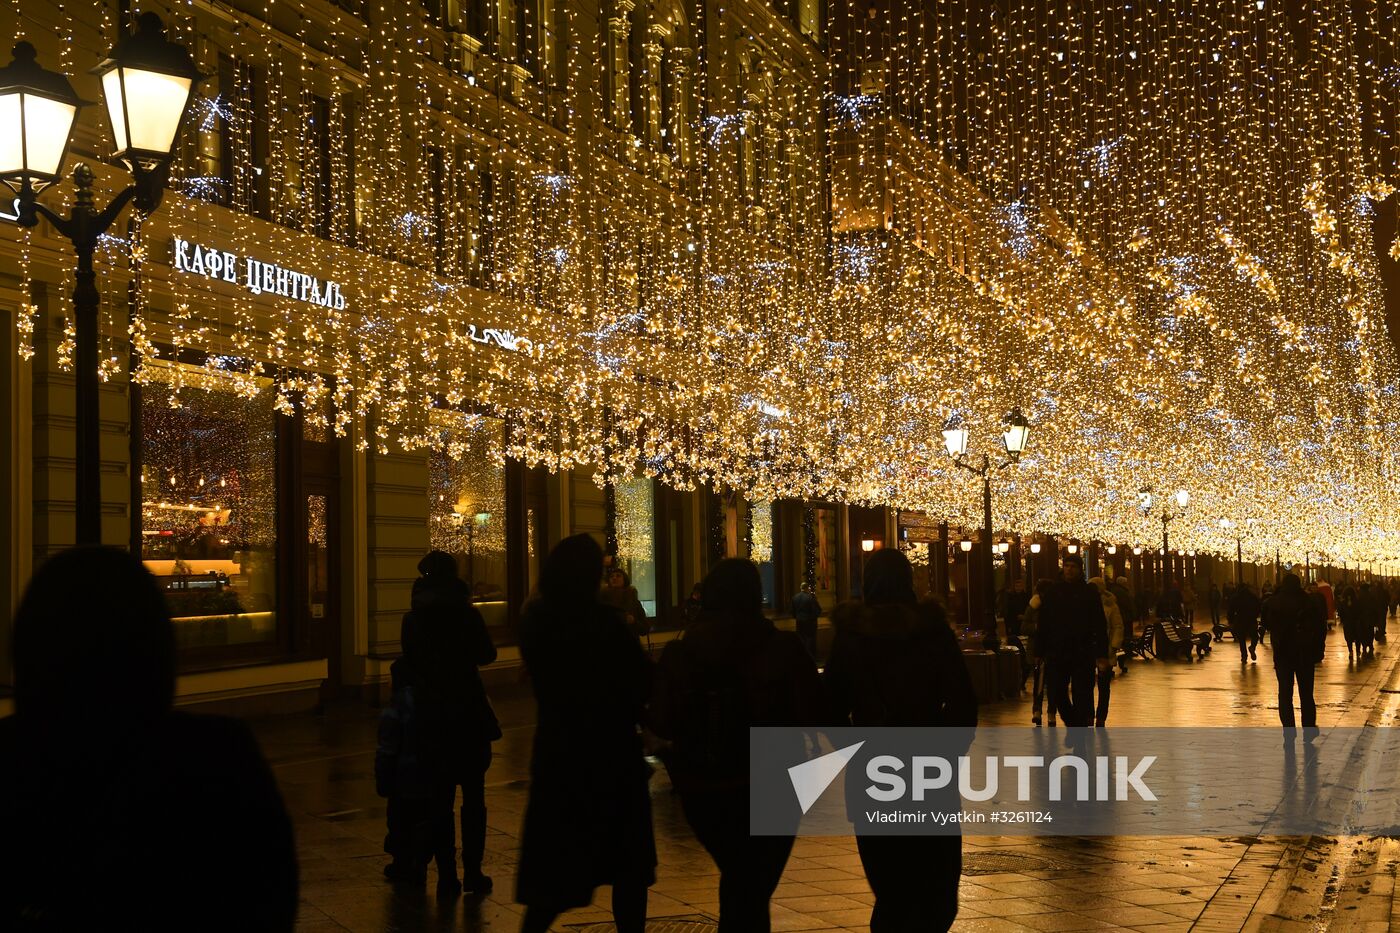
0,0 -> 899,711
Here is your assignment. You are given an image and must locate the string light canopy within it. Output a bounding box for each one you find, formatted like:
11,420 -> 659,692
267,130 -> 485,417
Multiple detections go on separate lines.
4,0 -> 1399,569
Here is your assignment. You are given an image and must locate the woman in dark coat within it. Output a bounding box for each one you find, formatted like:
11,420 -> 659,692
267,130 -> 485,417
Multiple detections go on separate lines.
0,548 -> 297,932
398,550 -> 500,897
1337,585 -> 1364,659
825,549 -> 978,933
652,558 -> 827,933
517,534 -> 655,933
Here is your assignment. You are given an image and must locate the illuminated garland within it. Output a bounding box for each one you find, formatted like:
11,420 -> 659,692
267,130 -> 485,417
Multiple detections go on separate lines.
4,0 -> 1400,574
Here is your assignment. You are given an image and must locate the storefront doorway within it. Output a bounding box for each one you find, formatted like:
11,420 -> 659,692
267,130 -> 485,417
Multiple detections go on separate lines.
303,478 -> 340,694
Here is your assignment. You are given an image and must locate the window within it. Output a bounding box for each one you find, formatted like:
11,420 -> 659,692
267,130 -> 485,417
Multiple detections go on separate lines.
455,145 -> 486,284
815,506 -> 837,598
497,0 -> 519,61
615,476 -> 657,616
532,0 -> 561,87
428,411 -> 509,631
440,0 -> 487,37
139,361 -> 278,651
310,94 -> 333,238
751,500 -> 776,608
796,0 -> 822,42
247,62 -> 271,217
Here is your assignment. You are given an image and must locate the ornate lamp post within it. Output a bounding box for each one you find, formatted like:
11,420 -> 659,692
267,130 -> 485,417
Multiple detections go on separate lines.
943,408 -> 1032,649
0,14 -> 198,544
1219,518 -> 1253,585
1140,487 -> 1188,582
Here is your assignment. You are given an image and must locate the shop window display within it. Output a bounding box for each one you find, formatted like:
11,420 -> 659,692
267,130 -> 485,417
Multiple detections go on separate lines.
139,361 -> 278,650
614,476 -> 657,617
815,506 -> 837,601
428,410 -> 508,632
751,500 -> 776,608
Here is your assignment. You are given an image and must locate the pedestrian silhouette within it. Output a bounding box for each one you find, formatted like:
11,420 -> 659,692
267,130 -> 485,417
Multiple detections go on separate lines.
380,550 -> 500,898
825,548 -> 978,933
1024,579 -> 1060,725
377,652 -> 433,884
1036,554 -> 1110,727
652,558 -> 826,932
1264,573 -> 1326,728
790,583 -> 821,661
1088,576 -> 1124,726
516,534 -> 655,933
1229,582 -> 1263,662
1338,584 -> 1365,660
0,547 -> 297,932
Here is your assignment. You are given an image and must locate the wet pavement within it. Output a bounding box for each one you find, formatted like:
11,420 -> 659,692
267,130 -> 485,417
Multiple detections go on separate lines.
255,615 -> 1400,932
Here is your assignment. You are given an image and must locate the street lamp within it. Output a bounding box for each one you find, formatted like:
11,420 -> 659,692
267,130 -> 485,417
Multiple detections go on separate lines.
0,14 -> 198,545
95,16 -> 199,176
955,539 -> 974,628
0,43 -> 83,195
1140,486 -> 1188,581
943,408 -> 1032,648
1220,518 -> 1247,585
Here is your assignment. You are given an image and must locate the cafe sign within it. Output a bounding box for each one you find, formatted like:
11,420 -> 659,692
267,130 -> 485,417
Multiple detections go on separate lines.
171,236 -> 348,310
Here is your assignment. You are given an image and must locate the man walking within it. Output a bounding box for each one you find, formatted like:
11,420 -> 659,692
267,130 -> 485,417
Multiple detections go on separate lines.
1208,583 -> 1223,640
1263,573 -> 1326,729
1035,554 -> 1109,727
1228,583 -> 1262,662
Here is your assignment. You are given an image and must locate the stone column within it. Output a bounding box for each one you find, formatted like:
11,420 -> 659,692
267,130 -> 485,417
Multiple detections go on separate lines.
641,28 -> 666,148
606,0 -> 635,130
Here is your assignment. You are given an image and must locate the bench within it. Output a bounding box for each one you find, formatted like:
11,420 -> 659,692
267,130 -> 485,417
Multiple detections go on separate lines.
1125,625 -> 1155,660
1154,619 -> 1212,659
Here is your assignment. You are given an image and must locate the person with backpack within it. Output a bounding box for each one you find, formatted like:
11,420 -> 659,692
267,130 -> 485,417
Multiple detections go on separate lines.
377,657 -> 432,882
825,549 -> 978,933
516,534 -> 656,933
1263,573 -> 1326,729
652,559 -> 826,933
401,550 -> 501,898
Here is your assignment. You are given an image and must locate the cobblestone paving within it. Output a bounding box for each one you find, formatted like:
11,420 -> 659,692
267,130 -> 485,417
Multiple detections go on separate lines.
257,616 -> 1400,932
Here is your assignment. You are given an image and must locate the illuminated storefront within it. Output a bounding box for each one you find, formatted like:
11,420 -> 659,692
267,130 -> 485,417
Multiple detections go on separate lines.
139,359 -> 279,652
